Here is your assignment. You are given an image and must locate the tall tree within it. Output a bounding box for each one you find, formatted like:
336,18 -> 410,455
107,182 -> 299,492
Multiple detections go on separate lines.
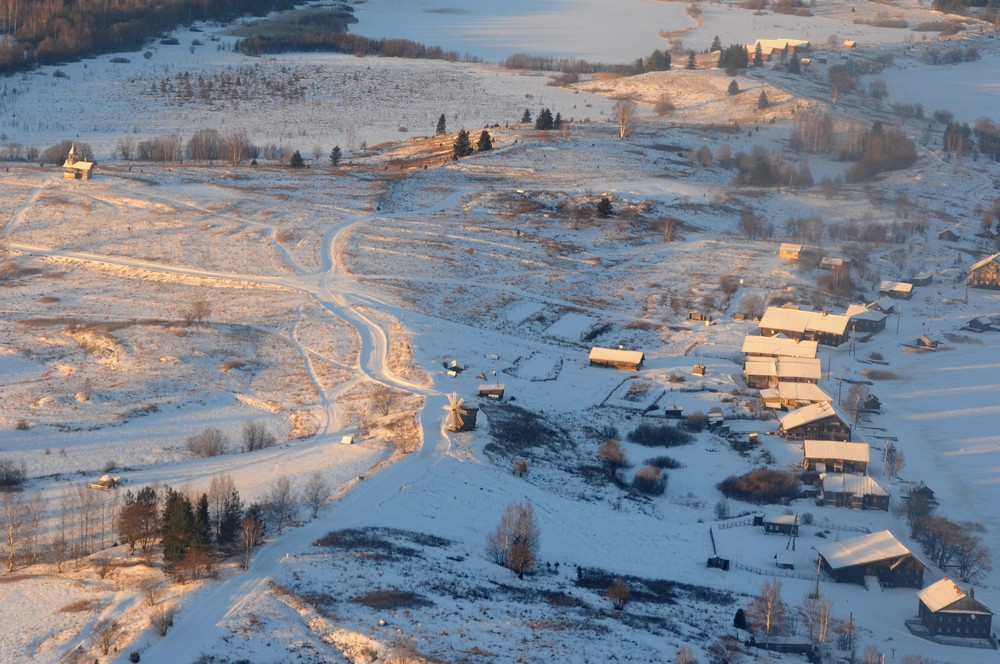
218,487 -> 244,549
710,35 -> 722,52
289,150 -> 305,168
239,503 -> 266,570
535,108 -> 554,130
160,488 -> 195,572
747,579 -> 787,636
753,43 -> 764,67
788,53 -> 801,74
612,99 -> 637,139
435,113 -> 447,135
686,50 -> 697,70
328,145 -> 342,166
476,130 -> 493,152
2,491 -> 26,572
521,108 -> 532,123
452,129 -> 474,158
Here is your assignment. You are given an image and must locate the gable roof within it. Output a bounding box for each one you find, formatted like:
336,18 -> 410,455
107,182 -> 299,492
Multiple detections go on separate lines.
777,382 -> 831,402
804,440 -> 870,464
845,304 -> 887,323
919,578 -> 992,615
741,335 -> 818,359
745,357 -> 821,381
821,473 -> 887,496
969,252 -> 1000,272
779,401 -> 844,430
816,530 -> 913,570
589,347 -> 644,365
759,307 -> 850,336
880,280 -> 913,294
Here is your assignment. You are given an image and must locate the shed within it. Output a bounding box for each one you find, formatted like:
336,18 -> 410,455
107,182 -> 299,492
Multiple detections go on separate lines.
688,311 -> 712,322
779,242 -> 802,259
89,474 -> 120,490
967,316 -> 992,332
779,402 -> 851,441
763,514 -> 799,535
938,228 -> 960,242
803,440 -> 870,473
815,530 -> 924,588
968,252 -> 1000,290
760,388 -> 781,410
916,577 -> 993,640
340,434 -> 354,445
915,335 -> 938,349
589,347 -> 644,371
820,473 -> 889,510
879,280 -> 913,300
866,298 -> 897,315
820,256 -> 850,271
477,383 -> 505,399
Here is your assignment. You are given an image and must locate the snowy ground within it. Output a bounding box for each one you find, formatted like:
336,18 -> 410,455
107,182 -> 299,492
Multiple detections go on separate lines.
1,1 -> 1000,663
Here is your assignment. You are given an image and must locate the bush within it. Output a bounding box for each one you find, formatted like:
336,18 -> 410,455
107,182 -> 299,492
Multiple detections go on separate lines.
110,57 -> 131,64
129,653 -> 140,663
15,419 -> 30,431
643,455 -> 681,469
627,423 -> 693,447
632,465 -> 667,495
717,468 -> 798,504
598,438 -> 629,468
679,412 -> 707,432
242,421 -> 277,452
0,459 -> 26,487
186,428 -> 228,457
159,37 -> 180,45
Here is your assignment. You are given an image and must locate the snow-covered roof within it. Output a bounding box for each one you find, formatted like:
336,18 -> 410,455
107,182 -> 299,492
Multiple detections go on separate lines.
589,347 -> 643,365
866,297 -> 896,313
776,358 -> 821,381
779,402 -> 844,430
751,39 -> 810,52
820,256 -> 846,268
765,514 -> 798,525
879,280 -> 912,294
816,530 -> 913,570
759,307 -> 850,336
777,382 -> 830,403
804,440 -> 870,463
969,252 -> 1000,272
918,578 -> 992,614
741,335 -> 818,358
821,473 -> 886,496
779,242 -> 802,253
845,304 -> 886,322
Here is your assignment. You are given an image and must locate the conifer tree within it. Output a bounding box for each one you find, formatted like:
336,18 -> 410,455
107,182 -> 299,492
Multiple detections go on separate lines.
757,90 -> 769,109
476,130 -> 493,152
535,108 -> 554,130
788,53 -> 801,75
728,79 -> 740,96
289,150 -> 304,168
711,35 -> 722,52
436,113 -> 447,135
686,50 -> 697,70
453,129 -> 474,158
161,488 -> 195,571
328,145 -> 341,166
521,108 -> 532,123
217,487 -> 244,548
753,43 -> 764,67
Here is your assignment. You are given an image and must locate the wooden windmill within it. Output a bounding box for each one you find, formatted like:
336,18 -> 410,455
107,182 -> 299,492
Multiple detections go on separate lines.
443,392 -> 477,432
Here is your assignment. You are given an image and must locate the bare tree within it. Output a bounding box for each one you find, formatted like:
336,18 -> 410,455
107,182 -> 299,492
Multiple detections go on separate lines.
24,491 -> 44,565
598,438 -> 629,469
799,592 -> 833,643
884,443 -> 905,477
487,501 -> 540,577
239,509 -> 265,570
151,604 -> 177,636
186,428 -> 228,457
242,421 -> 277,452
302,471 -> 331,519
674,646 -> 700,664
265,475 -> 296,534
606,576 -> 630,610
707,636 -> 743,663
76,484 -> 99,555
184,297 -> 211,326
116,135 -> 135,161
208,474 -> 236,539
954,537 -> 992,583
2,491 -> 26,572
747,579 -> 787,636
612,99 -> 638,139
224,130 -> 253,165
93,619 -> 121,655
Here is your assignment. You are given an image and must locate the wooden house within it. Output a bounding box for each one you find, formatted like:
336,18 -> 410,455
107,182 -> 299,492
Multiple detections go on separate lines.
589,347 -> 644,371
904,274 -> 933,287
915,335 -> 938,349
779,242 -> 802,259
820,256 -> 850,271
816,530 -> 924,588
820,473 -> 889,510
879,280 -> 913,300
967,316 -> 992,333
688,311 -> 712,323
775,382 -> 831,409
741,335 -> 818,360
62,143 -> 95,179
968,252 -> 1000,290
916,578 -> 993,640
477,383 -> 505,399
938,228 -> 960,242
748,39 -> 811,61
779,402 -> 851,441
803,440 -> 870,473
762,514 -> 799,535
744,357 -> 821,389
845,304 -> 887,335
758,307 -> 851,347
866,298 -> 896,315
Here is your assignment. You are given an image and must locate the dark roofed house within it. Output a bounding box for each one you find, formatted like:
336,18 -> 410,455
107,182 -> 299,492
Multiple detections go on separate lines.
816,530 -> 923,588
913,577 -> 993,641
762,514 -> 799,535
967,316 -> 992,333
938,228 -> 960,242
968,252 -> 1000,290
845,304 -> 887,335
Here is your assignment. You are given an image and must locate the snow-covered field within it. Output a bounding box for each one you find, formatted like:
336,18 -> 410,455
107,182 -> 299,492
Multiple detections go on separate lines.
2,0 -> 1000,662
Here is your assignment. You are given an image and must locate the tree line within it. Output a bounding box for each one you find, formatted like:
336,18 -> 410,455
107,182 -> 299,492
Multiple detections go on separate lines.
236,33 -> 472,63
0,0 -> 297,74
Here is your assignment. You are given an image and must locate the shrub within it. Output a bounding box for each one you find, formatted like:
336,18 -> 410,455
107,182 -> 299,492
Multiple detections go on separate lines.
129,653 -> 140,663
643,455 -> 681,469
353,588 -> 433,609
0,459 -> 26,487
52,69 -> 68,79
159,37 -> 180,45
717,468 -> 798,504
15,419 -> 30,431
627,423 -> 693,447
679,412 -> 707,432
151,605 -> 176,636
632,465 -> 667,495
596,197 -> 613,217
110,57 -> 131,64
186,428 -> 228,457
598,439 -> 629,468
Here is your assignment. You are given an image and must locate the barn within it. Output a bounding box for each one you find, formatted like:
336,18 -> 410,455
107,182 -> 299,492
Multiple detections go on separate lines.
816,530 -> 924,588
915,577 -> 993,640
878,280 -> 913,300
589,347 -> 644,371
779,402 -> 851,441
758,307 -> 851,347
820,473 -> 889,511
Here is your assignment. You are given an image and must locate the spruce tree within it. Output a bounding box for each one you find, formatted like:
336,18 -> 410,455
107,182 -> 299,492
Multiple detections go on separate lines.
597,197 -> 613,217
728,80 -> 740,96
788,53 -> 801,75
328,145 -> 341,166
554,112 -> 563,130
436,113 -> 447,135
711,35 -> 722,52
757,90 -> 769,109
194,493 -> 212,551
648,49 -> 669,71
476,130 -> 493,152
535,108 -> 554,130
686,50 -> 697,70
289,150 -> 304,168
453,129 -> 474,158
161,488 -> 195,571
218,487 -> 244,548
753,43 -> 764,67
521,108 -> 532,123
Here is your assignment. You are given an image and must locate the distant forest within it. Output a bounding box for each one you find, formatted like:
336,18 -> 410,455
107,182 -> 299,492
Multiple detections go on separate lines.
0,0 -> 296,74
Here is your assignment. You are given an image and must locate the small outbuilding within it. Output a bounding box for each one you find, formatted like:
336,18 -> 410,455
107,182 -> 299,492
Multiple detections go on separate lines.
820,473 -> 889,510
803,440 -> 870,473
477,383 -> 505,399
915,577 -> 993,640
915,335 -> 938,349
845,304 -> 887,335
938,228 -> 960,242
779,242 -> 802,260
879,280 -> 913,300
967,316 -> 992,333
589,346 -> 644,371
763,514 -> 799,535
